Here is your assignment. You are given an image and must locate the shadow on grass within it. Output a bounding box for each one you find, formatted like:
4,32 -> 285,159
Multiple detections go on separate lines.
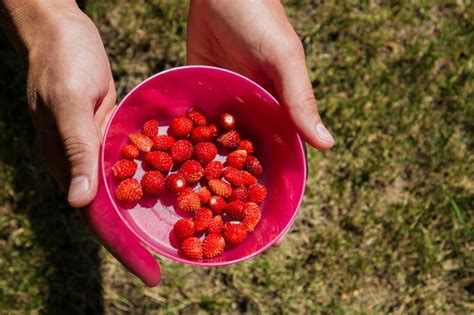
0,28 -> 104,314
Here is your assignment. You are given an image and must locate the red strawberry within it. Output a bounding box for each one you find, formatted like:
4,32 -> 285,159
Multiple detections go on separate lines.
238,140 -> 255,155
179,160 -> 204,183
225,200 -> 246,220
218,113 -> 236,130
140,171 -> 165,196
145,151 -> 173,172
248,183 -> 267,204
165,173 -> 187,193
142,119 -> 159,138
181,237 -> 203,260
193,142 -> 217,165
245,156 -> 263,176
115,178 -> 143,203
223,222 -> 248,246
242,202 -> 261,232
208,179 -> 232,198
197,186 -> 211,204
203,234 -> 225,258
112,159 -> 137,180
170,139 -> 193,163
152,134 -> 176,151
204,161 -> 223,180
223,167 -> 245,186
169,115 -> 193,138
129,133 -> 153,152
177,188 -> 201,212
190,126 -> 212,143
217,130 -> 240,148
208,215 -> 224,234
208,123 -> 219,137
222,166 -> 238,178
174,218 -> 195,239
194,207 -> 213,232
229,186 -> 248,202
225,150 -> 248,170
121,144 -> 139,160
240,170 -> 257,186
186,108 -> 207,126
209,196 -> 226,214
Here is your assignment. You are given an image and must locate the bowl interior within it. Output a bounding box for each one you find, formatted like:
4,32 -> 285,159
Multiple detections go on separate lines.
101,66 -> 306,266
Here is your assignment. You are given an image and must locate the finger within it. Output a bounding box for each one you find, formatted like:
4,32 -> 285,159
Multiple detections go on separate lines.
55,98 -> 101,208
266,42 -> 335,150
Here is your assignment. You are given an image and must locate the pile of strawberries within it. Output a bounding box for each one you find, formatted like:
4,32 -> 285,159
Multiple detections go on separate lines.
112,109 -> 266,260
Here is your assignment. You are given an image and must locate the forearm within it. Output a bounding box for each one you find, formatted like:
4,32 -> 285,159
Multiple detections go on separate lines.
0,0 -> 78,59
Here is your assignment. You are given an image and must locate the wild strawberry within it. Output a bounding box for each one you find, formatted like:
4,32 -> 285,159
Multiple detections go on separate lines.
229,186 -> 248,202
225,201 -> 246,220
238,140 -> 255,155
225,150 -> 248,170
140,171 -> 165,196
142,119 -> 159,138
217,130 -> 240,148
223,168 -> 245,186
177,188 -> 201,212
248,183 -> 267,204
203,233 -> 225,258
208,215 -> 224,234
240,170 -> 257,186
204,161 -> 223,180
194,207 -> 213,232
209,196 -> 226,214
242,202 -> 261,232
218,113 -> 236,130
208,123 -> 219,137
129,133 -> 153,152
165,173 -> 187,193
186,108 -> 207,126
208,179 -> 232,198
115,178 -> 143,203
190,126 -> 212,143
145,151 -> 173,172
245,156 -> 263,176
121,144 -> 139,160
169,115 -> 193,138
173,218 -> 195,240
181,237 -> 203,260
179,160 -> 204,183
170,139 -> 193,163
197,186 -> 211,204
152,134 -> 176,151
223,221 -> 248,246
193,142 -> 217,165
222,166 -> 238,178
112,159 -> 137,180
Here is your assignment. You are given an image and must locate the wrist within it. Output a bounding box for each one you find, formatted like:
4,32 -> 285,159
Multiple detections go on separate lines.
1,0 -> 79,59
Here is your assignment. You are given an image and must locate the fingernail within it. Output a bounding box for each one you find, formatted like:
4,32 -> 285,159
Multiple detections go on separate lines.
68,176 -> 90,204
315,122 -> 335,144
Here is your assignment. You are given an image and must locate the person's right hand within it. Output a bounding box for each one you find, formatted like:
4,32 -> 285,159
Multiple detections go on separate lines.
1,1 -> 161,286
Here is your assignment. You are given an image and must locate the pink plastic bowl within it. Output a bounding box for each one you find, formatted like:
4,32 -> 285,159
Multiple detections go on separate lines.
86,66 -> 306,283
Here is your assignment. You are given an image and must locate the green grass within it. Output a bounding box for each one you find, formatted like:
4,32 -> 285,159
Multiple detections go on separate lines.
1,0 -> 473,313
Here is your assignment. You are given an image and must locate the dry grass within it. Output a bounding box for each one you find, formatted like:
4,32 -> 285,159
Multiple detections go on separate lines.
0,0 -> 473,313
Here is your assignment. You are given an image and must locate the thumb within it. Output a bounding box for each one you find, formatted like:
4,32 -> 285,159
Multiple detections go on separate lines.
266,41 -> 335,150
57,104 -> 100,208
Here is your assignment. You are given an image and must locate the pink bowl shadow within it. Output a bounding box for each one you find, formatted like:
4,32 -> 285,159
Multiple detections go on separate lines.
97,66 -> 306,267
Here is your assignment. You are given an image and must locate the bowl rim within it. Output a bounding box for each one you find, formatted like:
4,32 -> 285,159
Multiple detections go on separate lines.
100,65 -> 307,266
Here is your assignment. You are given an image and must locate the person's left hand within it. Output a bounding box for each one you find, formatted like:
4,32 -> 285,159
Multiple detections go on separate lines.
187,0 -> 335,150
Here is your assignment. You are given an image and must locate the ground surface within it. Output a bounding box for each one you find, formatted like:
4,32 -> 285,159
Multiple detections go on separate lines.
0,1 -> 472,314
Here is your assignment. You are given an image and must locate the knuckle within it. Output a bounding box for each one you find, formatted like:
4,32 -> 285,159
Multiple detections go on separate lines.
276,36 -> 305,59
62,134 -> 97,166
291,87 -> 317,113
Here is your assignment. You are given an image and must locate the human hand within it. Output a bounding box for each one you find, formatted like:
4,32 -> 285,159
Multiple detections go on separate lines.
1,1 -> 160,286
187,0 -> 335,150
